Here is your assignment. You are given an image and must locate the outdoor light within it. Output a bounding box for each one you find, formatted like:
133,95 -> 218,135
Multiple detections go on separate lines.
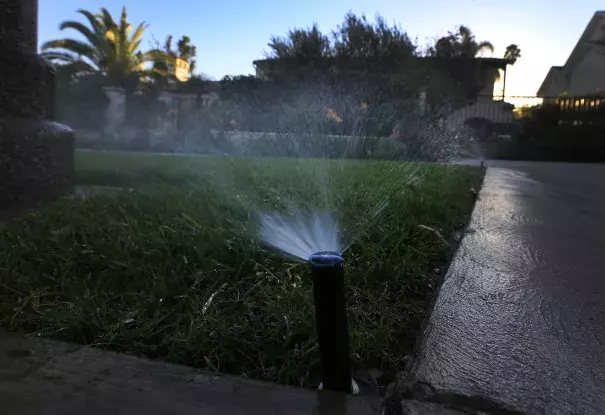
308,251 -> 357,394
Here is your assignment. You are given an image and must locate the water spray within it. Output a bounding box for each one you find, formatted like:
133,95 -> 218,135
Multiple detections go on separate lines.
308,251 -> 358,394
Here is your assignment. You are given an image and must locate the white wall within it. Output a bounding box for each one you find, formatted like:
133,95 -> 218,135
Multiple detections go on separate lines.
446,100 -> 513,129
543,69 -> 567,97
568,51 -> 605,95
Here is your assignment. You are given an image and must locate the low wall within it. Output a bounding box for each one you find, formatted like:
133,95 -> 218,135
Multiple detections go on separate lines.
0,118 -> 74,211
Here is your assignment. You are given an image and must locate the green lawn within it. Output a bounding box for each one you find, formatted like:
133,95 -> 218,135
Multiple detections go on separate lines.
0,150 -> 483,388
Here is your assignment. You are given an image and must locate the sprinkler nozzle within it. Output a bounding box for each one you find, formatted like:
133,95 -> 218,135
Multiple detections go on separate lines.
309,251 -> 352,393
309,251 -> 344,268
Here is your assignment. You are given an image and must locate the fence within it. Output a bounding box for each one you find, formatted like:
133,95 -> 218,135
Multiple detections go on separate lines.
456,95 -> 605,125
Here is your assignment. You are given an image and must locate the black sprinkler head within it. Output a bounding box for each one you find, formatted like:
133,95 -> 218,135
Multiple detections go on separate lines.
309,250 -> 352,393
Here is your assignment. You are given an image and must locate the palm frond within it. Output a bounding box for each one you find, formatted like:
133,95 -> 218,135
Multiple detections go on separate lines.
129,39 -> 143,55
41,38 -> 98,60
119,7 -> 128,62
74,9 -> 114,59
75,9 -> 104,33
41,50 -> 78,62
58,21 -> 100,49
141,48 -> 173,64
477,41 -> 494,54
62,60 -> 98,74
99,8 -> 117,30
129,22 -> 147,52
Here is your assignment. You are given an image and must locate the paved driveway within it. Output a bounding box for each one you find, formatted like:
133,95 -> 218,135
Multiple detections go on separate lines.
409,161 -> 605,414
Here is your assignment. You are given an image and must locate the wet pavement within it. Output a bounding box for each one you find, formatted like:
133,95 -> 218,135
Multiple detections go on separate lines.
409,161 -> 605,414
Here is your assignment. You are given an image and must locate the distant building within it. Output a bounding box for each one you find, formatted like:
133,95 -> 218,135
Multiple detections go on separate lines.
538,11 -> 605,98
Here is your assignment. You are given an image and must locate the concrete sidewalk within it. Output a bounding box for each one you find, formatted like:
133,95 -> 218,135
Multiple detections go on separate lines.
0,330 -> 385,415
407,161 -> 605,414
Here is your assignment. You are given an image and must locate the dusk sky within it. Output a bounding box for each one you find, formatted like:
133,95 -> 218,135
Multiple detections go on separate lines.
39,0 -> 604,96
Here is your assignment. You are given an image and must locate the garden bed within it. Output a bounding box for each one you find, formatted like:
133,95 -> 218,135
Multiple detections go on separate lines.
0,150 -> 483,391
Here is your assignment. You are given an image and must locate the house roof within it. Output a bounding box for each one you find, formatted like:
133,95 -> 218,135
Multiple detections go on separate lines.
562,11 -> 605,71
537,11 -> 605,96
537,66 -> 563,97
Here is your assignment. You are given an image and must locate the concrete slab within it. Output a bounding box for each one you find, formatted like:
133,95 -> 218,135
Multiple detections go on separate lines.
0,330 -> 383,415
408,161 -> 605,414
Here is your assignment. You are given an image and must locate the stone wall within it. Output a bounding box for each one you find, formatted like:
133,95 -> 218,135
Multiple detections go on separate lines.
0,0 -> 74,213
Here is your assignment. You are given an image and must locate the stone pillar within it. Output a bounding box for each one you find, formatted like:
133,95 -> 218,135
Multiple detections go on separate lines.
157,91 -> 178,138
102,86 -> 126,137
174,92 -> 197,147
0,0 -> 74,212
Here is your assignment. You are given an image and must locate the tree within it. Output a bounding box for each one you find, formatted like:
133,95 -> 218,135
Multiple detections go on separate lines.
503,44 -> 521,64
428,25 -> 494,58
41,7 -> 169,87
177,36 -> 197,74
499,44 -> 521,98
267,24 -> 333,59
265,13 -> 416,61
332,12 -> 416,59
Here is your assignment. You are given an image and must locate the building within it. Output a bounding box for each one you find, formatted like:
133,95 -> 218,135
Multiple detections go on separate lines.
538,11 -> 605,98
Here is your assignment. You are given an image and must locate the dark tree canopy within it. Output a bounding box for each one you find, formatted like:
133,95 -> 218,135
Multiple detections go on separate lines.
266,12 -> 416,60
426,25 -> 494,58
267,24 -> 332,59
332,12 -> 416,59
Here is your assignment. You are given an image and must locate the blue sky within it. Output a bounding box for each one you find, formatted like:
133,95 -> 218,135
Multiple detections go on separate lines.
39,0 -> 604,96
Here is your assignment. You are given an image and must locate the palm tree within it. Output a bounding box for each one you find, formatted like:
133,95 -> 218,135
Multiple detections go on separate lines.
456,26 -> 494,57
431,26 -> 494,58
503,44 -> 521,64
41,7 -> 170,87
155,34 -> 197,77
500,44 -> 521,98
177,36 -> 197,74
